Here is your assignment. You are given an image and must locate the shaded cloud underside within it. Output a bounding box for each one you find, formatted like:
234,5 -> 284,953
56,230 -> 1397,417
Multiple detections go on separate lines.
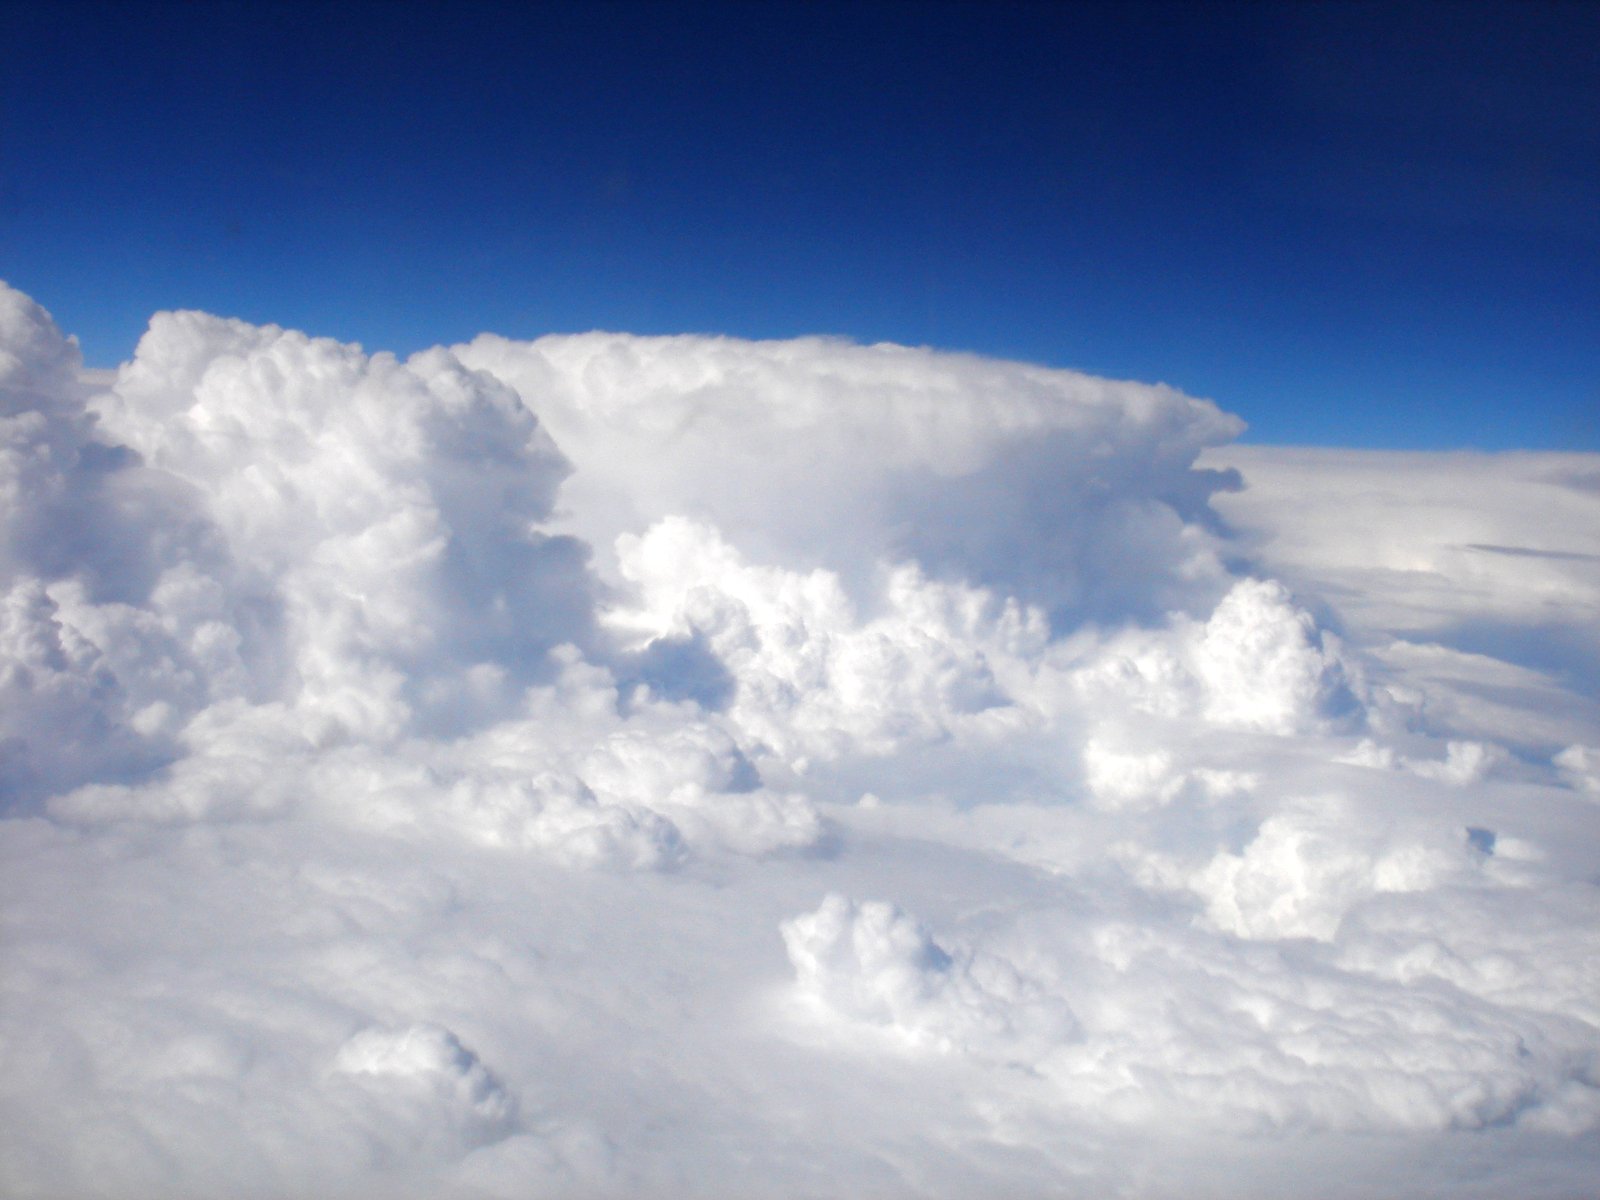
2,282 -> 1598,1199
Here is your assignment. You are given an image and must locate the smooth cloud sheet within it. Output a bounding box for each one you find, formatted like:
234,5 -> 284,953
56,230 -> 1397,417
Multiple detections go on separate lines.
2,281 -> 1597,1199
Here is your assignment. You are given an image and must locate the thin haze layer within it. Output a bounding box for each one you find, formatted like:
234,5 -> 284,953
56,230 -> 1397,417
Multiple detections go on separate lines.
2,282 -> 1597,1199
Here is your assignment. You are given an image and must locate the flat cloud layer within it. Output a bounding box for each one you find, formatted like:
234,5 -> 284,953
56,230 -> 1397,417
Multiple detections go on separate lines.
3,281 -> 1598,1198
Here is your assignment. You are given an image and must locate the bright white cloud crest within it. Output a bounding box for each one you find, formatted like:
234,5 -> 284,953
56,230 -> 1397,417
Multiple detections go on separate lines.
3,281 -> 1598,1198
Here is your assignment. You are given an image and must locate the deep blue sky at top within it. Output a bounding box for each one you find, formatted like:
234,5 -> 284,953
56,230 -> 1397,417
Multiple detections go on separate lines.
2,0 -> 1596,448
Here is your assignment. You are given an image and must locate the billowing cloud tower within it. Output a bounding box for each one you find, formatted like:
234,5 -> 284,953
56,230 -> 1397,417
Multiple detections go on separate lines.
3,281 -> 1597,1199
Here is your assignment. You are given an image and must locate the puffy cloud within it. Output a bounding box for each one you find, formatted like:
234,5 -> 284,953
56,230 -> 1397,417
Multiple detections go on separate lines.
1189,798 -> 1474,941
1082,738 -> 1187,810
0,292 -> 200,806
1555,744 -> 1600,797
1080,735 -> 1256,812
1402,739 -> 1506,785
0,283 -> 828,866
91,311 -> 585,736
1191,578 -> 1364,733
455,329 -> 1244,624
607,516 -> 1045,768
1045,914 -> 1600,1135
3,290 -> 578,803
1070,576 -> 1365,738
330,1023 -> 519,1154
781,893 -> 1077,1058
606,519 -> 1364,792
4,281 -> 1599,1198
1205,444 -> 1600,749
0,285 -> 82,414
777,881 -> 1599,1138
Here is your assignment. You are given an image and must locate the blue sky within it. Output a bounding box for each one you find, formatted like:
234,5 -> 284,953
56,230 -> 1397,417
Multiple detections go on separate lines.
2,0 -> 1596,449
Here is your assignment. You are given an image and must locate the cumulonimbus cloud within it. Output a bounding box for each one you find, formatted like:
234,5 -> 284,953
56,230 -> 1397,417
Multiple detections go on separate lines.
3,280 -> 1598,1199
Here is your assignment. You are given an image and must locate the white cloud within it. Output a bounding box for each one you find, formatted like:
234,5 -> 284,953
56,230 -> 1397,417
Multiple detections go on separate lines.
606,515 -> 1046,768
1082,738 -> 1187,810
1203,444 -> 1600,749
4,280 -> 1599,1197
1189,797 -> 1472,941
781,893 -> 1077,1058
1555,744 -> 1600,797
454,329 -> 1245,624
330,1023 -> 519,1154
1191,578 -> 1364,733
1402,738 -> 1506,785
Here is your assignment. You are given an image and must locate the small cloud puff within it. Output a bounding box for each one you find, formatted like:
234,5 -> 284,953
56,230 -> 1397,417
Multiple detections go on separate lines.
1191,799 -> 1477,941
1555,744 -> 1600,797
331,1023 -> 519,1156
781,893 -> 1077,1059
608,517 -> 1044,767
1072,577 -> 1365,737
1403,739 -> 1506,785
1192,579 -> 1364,733
1081,736 -> 1256,811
